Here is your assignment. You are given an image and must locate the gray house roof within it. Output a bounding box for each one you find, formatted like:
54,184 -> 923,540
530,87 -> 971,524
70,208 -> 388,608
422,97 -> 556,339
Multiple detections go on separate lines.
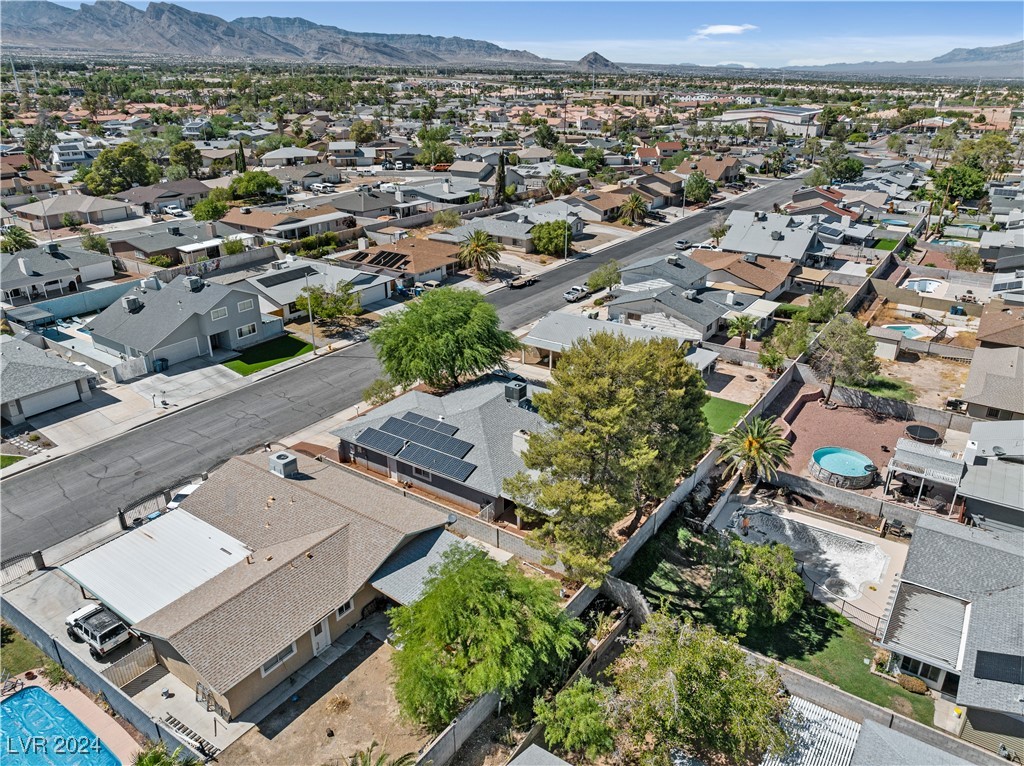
107,219 -> 243,255
1,244 -> 111,288
963,346 -> 1024,415
850,720 -> 969,766
0,336 -> 91,404
508,744 -> 571,766
957,459 -> 1024,510
893,515 -> 1024,715
332,380 -> 548,499
720,210 -> 820,262
434,217 -> 535,243
880,582 -> 969,672
85,275 -> 255,353
620,253 -> 711,289
370,528 -> 468,606
245,259 -> 390,307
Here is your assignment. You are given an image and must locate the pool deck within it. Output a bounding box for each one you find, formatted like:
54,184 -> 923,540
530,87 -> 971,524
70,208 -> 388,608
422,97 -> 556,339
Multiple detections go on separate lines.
3,672 -> 141,766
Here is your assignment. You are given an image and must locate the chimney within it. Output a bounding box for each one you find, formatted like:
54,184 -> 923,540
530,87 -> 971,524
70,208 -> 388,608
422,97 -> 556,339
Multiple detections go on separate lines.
47,242 -> 60,254
17,258 -> 30,275
395,188 -> 404,204
512,429 -> 530,457
268,451 -> 299,478
204,221 -> 218,239
725,291 -> 735,305
358,236 -> 369,251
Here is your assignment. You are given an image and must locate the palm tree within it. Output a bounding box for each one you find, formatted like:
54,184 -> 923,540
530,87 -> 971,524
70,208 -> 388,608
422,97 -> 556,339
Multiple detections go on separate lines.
717,417 -> 793,483
1,226 -> 36,254
350,741 -> 416,766
134,742 -> 196,766
619,192 -> 649,225
545,168 -> 573,197
727,314 -> 757,350
458,229 -> 501,275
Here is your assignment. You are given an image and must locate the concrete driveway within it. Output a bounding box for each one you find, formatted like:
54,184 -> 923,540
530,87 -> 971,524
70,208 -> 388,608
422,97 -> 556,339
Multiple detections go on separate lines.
130,357 -> 241,405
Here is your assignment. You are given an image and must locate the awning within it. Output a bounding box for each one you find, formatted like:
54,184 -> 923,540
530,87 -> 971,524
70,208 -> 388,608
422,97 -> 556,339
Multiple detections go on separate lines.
5,305 -> 55,325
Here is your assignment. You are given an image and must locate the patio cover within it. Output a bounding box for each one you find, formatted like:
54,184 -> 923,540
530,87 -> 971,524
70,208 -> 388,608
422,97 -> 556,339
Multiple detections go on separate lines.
5,305 -> 55,325
60,510 -> 252,625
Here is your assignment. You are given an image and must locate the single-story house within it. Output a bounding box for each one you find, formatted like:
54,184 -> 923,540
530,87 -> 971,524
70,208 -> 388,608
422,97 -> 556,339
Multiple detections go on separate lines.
114,179 -> 211,215
245,258 -> 393,320
333,379 -> 548,521
0,242 -> 116,304
260,147 -> 319,167
268,163 -> 345,191
86,275 -> 282,371
336,238 -> 460,286
221,205 -> 356,241
0,335 -> 94,424
13,194 -> 132,231
329,189 -> 403,219
60,451 -> 456,721
431,217 -> 536,253
108,220 -> 246,266
962,345 -> 1024,421
719,210 -> 824,264
688,249 -> 795,300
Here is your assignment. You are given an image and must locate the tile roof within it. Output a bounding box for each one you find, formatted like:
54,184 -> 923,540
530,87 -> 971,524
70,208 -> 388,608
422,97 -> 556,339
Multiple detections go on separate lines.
340,238 -> 458,275
0,335 -> 91,404
133,453 -> 446,693
688,251 -> 794,293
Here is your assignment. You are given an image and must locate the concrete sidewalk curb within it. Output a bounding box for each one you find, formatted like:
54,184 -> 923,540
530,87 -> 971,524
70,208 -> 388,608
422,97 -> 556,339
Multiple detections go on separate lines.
0,337 -> 368,482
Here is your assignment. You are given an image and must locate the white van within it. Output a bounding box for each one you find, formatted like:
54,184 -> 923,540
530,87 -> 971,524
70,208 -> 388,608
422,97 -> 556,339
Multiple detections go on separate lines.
310,183 -> 335,194
394,161 -> 406,171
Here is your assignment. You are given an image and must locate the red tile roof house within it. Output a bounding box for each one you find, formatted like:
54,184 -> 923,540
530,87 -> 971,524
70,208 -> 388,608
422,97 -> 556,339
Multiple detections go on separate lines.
635,146 -> 660,166
59,452 -> 460,722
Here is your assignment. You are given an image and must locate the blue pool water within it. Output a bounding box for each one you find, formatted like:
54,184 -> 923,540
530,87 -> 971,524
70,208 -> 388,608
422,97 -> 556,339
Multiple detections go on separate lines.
0,687 -> 119,766
903,278 -> 942,293
813,447 -> 874,477
958,223 -> 982,230
881,218 -> 907,226
884,324 -> 924,339
933,239 -> 962,246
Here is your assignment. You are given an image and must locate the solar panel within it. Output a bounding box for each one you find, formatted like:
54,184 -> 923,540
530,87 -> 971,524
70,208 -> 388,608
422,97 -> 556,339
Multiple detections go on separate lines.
401,412 -> 459,436
379,417 -> 472,457
398,443 -> 476,482
257,265 -> 317,288
974,651 -> 1024,685
355,428 -> 405,456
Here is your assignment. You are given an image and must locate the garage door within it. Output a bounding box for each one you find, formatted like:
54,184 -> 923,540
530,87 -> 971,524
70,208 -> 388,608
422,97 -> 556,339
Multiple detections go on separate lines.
19,382 -> 81,418
152,338 -> 201,368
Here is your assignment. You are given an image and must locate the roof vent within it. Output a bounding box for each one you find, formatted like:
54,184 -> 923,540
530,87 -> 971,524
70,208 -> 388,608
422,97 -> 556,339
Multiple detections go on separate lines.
269,451 -> 299,478
505,381 -> 527,403
240,207 -> 251,214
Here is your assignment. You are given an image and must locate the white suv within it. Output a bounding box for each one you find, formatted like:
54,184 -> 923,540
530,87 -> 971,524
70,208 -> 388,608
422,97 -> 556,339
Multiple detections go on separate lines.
66,604 -> 131,660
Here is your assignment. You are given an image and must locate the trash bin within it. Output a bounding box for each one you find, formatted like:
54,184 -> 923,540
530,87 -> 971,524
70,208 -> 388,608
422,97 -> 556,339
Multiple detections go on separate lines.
154,357 -> 169,373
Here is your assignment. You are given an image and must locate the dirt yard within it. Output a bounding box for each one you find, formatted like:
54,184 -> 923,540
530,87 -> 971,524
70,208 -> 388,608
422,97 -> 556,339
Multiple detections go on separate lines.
879,353 -> 970,411
218,636 -> 429,766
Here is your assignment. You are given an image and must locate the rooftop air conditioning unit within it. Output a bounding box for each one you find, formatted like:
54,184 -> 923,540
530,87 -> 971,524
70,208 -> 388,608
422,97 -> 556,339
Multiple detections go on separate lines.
505,381 -> 527,403
167,225 -> 181,236
47,242 -> 60,254
770,231 -> 783,240
743,253 -> 757,263
183,275 -> 202,291
121,295 -> 141,312
682,289 -> 697,299
269,451 -> 299,478
666,255 -> 679,264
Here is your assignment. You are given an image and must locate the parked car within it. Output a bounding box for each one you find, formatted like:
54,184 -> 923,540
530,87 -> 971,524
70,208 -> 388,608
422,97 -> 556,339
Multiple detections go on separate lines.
674,239 -> 691,250
66,604 -> 131,660
420,280 -> 442,291
507,275 -> 537,289
563,285 -> 591,303
490,368 -> 526,384
395,161 -> 406,171
163,205 -> 185,217
431,163 -> 452,172
381,162 -> 395,170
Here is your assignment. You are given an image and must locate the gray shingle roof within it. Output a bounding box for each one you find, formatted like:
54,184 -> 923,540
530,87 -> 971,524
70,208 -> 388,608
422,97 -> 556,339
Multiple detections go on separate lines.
963,346 -> 1024,415
106,218 -> 243,254
850,720 -> 969,766
720,210 -> 819,262
0,335 -> 90,404
620,253 -> 711,289
1,244 -> 110,287
508,744 -> 571,766
132,453 -> 446,694
370,528 -> 467,606
332,380 -> 548,498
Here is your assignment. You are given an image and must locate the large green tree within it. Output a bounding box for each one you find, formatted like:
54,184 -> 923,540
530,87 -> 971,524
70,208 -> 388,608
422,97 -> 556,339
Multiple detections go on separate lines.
586,259 -> 620,292
930,163 -> 986,202
820,141 -> 863,183
370,287 -> 519,390
612,612 -> 790,764
229,170 -> 281,199
805,287 -> 845,323
168,141 -> 202,177
684,170 -> 713,204
190,199 -> 228,222
504,334 -> 709,585
717,416 -> 793,483
812,314 -> 880,404
532,220 -> 573,258
948,244 -> 982,272
534,678 -> 615,761
390,545 -> 581,731
83,143 -> 161,195
619,192 -> 649,224
348,121 -> 377,143
298,281 -> 361,322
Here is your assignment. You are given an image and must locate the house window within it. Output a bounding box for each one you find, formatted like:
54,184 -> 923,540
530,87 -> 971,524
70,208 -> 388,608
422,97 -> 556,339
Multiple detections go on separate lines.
986,407 -> 1002,418
237,299 -> 254,313
211,307 -> 228,321
236,323 -> 257,339
900,656 -> 941,683
260,642 -> 296,676
412,465 -> 431,480
337,599 -> 354,619
627,312 -> 641,321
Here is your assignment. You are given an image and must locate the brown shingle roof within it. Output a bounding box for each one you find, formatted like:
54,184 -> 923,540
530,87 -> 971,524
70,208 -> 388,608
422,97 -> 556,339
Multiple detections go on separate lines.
132,454 -> 446,693
341,238 -> 458,274
692,155 -> 741,182
976,299 -> 1024,349
689,250 -> 794,293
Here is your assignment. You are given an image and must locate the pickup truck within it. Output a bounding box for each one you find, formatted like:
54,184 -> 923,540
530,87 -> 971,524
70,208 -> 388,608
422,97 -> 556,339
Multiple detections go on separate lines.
163,205 -> 186,217
563,285 -> 591,303
507,275 -> 537,289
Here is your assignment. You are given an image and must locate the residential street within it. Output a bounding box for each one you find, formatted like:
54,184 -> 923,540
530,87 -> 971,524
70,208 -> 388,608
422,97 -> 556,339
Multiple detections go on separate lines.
0,178 -> 802,561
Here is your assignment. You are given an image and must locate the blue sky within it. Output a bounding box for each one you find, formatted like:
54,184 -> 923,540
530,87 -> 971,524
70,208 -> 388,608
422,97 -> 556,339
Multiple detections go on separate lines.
55,1 -> 1022,66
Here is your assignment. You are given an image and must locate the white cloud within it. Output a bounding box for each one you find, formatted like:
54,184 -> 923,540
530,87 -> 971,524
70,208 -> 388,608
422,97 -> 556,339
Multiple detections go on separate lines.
688,23 -> 758,42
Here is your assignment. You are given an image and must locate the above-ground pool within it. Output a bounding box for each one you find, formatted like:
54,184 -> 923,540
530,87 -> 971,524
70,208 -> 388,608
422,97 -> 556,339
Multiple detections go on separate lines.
902,278 -> 943,294
884,324 -> 926,339
881,218 -> 908,226
810,447 -> 877,489
0,686 -> 120,766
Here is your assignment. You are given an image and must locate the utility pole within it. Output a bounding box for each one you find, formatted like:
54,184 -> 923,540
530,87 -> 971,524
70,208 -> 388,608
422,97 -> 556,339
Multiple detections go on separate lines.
10,57 -> 21,94
304,272 -> 317,352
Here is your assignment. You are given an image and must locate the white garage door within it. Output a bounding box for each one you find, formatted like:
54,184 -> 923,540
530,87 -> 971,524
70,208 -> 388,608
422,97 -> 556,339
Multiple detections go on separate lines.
152,338 -> 201,368
19,382 -> 81,418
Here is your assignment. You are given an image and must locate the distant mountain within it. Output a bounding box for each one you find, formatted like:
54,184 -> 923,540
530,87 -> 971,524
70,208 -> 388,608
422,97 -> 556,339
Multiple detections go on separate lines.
785,41 -> 1024,79
2,0 -> 543,65
576,51 -> 625,74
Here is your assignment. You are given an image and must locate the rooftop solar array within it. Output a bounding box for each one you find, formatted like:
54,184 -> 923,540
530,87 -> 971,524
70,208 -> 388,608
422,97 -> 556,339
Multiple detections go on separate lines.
401,411 -> 459,436
379,417 -> 472,457
975,651 -> 1024,686
355,427 -> 405,456
398,442 -> 476,482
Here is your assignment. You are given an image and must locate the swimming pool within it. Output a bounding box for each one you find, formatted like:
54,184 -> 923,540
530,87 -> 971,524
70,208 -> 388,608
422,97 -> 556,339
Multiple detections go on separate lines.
809,447 -> 876,489
0,686 -> 119,766
884,324 -> 925,339
881,218 -> 908,226
958,223 -> 982,230
902,278 -> 942,294
933,239 -> 962,246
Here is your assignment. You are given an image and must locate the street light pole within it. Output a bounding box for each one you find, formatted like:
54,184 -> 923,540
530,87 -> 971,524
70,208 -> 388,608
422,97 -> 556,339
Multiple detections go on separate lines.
304,272 -> 316,352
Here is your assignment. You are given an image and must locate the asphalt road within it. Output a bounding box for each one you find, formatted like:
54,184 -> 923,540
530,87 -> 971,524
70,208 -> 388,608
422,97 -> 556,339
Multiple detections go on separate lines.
0,177 -> 802,561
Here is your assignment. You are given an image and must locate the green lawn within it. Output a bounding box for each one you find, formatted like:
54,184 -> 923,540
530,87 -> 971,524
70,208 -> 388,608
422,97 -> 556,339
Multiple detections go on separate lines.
844,374 -> 916,402
703,397 -> 750,435
222,335 -> 313,376
0,454 -> 26,469
1,623 -> 46,676
874,238 -> 901,251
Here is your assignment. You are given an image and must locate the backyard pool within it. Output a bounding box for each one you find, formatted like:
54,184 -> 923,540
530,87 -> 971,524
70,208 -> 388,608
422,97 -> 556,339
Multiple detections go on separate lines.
902,278 -> 943,294
884,324 -> 926,339
809,446 -> 876,489
958,223 -> 982,230
881,218 -> 908,226
0,686 -> 120,766
728,506 -> 890,601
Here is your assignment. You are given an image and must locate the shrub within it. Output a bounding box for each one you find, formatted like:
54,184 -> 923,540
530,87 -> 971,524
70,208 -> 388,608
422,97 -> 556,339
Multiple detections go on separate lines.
42,659 -> 74,689
27,433 -> 40,442
774,304 -> 807,320
363,378 -> 398,407
898,674 -> 928,694
147,255 -> 173,268
222,239 -> 244,255
865,266 -> 875,275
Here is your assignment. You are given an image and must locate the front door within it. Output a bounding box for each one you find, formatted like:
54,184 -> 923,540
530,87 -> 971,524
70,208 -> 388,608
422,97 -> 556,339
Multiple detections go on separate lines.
311,617 -> 330,656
